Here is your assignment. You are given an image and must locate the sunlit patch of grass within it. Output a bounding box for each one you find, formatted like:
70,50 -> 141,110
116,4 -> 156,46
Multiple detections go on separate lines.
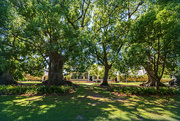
20,81 -> 42,84
12,96 -> 43,106
73,82 -> 98,85
111,82 -> 142,85
73,82 -> 142,86
38,104 -> 56,115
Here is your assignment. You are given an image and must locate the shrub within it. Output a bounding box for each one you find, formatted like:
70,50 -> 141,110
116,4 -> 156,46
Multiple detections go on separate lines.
0,85 -> 72,95
108,86 -> 180,96
119,75 -> 172,83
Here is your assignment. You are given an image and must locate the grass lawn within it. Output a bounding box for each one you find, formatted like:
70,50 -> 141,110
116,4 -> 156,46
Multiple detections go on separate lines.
19,81 -> 42,84
73,82 -> 142,86
111,82 -> 142,86
0,85 -> 180,121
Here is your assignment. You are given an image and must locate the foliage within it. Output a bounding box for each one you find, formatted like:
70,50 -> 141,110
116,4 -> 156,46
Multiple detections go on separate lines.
125,1 -> 180,89
162,75 -> 171,79
119,75 -> 148,82
0,0 -> 93,84
87,0 -> 146,85
0,85 -> 72,95
89,64 -> 118,79
108,67 -> 118,79
89,64 -> 99,77
65,75 -> 71,80
24,74 -> 41,81
108,86 -> 180,95
0,0 -> 179,87
119,75 -> 171,82
0,0 -> 45,81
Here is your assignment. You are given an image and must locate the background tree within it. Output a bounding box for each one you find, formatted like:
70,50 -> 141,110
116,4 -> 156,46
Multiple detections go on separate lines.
0,0 -> 46,84
127,1 -> 180,90
89,64 -> 99,78
88,0 -> 145,86
108,67 -> 118,80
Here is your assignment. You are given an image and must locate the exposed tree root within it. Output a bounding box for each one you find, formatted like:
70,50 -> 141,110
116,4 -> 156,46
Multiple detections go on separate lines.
100,82 -> 109,87
140,81 -> 166,87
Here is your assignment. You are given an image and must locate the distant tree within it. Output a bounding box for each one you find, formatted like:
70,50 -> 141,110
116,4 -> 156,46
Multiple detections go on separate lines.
89,64 -> 98,78
108,67 -> 118,80
88,0 -> 145,86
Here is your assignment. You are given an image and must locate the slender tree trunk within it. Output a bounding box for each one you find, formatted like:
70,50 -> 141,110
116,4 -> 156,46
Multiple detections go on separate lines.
101,65 -> 111,86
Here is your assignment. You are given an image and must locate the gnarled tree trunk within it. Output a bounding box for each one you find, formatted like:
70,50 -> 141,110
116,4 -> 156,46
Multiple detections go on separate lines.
0,71 -> 17,85
140,65 -> 166,90
44,54 -> 72,86
49,60 -> 64,85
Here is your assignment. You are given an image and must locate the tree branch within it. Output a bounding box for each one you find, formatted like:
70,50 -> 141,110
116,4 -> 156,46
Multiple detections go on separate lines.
67,16 -> 76,29
94,50 -> 104,65
129,1 -> 144,19
22,39 -> 49,64
81,0 -> 90,27
96,16 -> 110,33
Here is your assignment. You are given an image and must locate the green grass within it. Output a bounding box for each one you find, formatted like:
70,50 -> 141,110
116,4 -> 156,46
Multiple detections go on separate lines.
73,82 -> 142,86
111,82 -> 142,85
0,85 -> 180,121
74,82 -> 169,86
19,81 -> 42,84
73,82 -> 98,85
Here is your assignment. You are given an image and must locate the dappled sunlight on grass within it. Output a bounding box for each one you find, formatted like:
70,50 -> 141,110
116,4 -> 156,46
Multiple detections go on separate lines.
20,81 -> 42,84
38,104 -> 56,115
13,96 -> 43,106
0,85 -> 180,120
111,82 -> 142,85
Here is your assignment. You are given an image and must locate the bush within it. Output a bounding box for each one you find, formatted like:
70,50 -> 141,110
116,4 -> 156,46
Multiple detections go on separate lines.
0,85 -> 72,95
162,75 -> 171,79
24,74 -> 42,81
119,75 -> 147,82
119,75 -> 172,83
108,86 -> 180,96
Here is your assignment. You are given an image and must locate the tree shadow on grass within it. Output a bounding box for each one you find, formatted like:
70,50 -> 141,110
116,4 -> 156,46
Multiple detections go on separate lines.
0,85 -> 180,121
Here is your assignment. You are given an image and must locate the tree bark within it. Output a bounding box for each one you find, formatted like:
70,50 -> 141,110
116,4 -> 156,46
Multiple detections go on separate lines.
101,65 -> 111,86
140,65 -> 166,89
47,58 -> 64,85
44,55 -> 72,86
0,71 -> 17,85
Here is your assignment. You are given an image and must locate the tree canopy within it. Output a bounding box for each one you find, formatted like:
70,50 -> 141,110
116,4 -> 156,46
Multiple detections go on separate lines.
0,0 -> 179,88
126,1 -> 180,89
